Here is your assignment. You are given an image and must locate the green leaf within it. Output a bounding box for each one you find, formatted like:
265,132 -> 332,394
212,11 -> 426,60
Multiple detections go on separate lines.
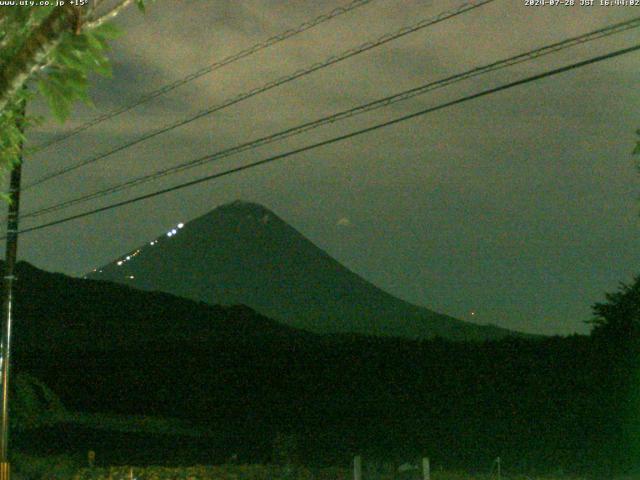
38,76 -> 71,121
0,2 -> 155,191
84,31 -> 109,56
91,55 -> 113,78
91,22 -> 123,41
56,50 -> 87,70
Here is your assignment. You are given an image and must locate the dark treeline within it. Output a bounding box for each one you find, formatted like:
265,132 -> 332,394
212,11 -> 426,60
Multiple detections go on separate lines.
15,334 -> 640,475
6,262 -> 640,475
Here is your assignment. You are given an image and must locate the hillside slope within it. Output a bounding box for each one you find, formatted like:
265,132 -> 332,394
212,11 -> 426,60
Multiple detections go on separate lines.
8,261 -> 304,352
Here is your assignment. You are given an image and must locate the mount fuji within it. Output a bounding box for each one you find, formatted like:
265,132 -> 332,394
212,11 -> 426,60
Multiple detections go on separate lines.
87,201 -> 520,341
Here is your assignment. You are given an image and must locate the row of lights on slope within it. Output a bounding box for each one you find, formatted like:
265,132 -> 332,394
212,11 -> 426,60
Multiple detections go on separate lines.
113,222 -> 184,267
117,248 -> 141,266
86,222 -> 186,276
166,223 -> 184,238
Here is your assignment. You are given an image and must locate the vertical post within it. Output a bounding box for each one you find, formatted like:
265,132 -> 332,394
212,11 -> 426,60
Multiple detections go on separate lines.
496,456 -> 501,480
0,93 -> 25,480
422,457 -> 430,480
353,455 -> 362,480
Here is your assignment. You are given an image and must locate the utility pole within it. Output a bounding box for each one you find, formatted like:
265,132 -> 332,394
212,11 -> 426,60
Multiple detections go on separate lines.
0,94 -> 26,480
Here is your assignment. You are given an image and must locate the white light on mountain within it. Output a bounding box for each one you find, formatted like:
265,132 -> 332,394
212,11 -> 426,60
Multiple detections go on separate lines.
126,256 -> 131,260
167,232 -> 173,237
128,275 -> 135,279
178,223 -> 184,229
117,261 -> 123,266
172,229 -> 177,234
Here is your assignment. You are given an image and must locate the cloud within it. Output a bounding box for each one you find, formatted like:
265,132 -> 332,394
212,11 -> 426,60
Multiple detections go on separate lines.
20,0 -> 640,335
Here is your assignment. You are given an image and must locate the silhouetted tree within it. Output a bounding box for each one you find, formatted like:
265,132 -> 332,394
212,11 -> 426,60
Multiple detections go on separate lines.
588,275 -> 640,474
590,274 -> 640,341
0,1 -> 153,183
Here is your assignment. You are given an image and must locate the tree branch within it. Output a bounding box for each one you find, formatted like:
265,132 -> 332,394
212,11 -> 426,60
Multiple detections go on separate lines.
0,13 -> 16,50
86,0 -> 108,22
0,6 -> 77,113
85,0 -> 135,29
0,0 -> 141,114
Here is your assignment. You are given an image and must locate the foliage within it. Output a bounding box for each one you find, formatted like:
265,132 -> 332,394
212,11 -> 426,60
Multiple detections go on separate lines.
66,411 -> 213,437
11,372 -> 66,431
8,262 -> 638,476
0,88 -> 29,201
0,2 -> 153,181
589,274 -> 640,340
73,465 -> 320,480
272,433 -> 300,467
12,451 -> 83,480
34,21 -> 121,121
58,464 -> 596,480
633,129 -> 640,157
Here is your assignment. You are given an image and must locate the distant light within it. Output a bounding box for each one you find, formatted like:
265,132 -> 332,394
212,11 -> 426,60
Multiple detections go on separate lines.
177,223 -> 184,229
128,275 -> 135,279
171,229 -> 177,234
167,232 -> 173,237
117,261 -> 123,266
126,256 -> 131,260
471,311 -> 476,316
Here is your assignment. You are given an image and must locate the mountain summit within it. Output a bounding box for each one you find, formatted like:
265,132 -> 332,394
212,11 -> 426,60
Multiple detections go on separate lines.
88,201 -> 517,340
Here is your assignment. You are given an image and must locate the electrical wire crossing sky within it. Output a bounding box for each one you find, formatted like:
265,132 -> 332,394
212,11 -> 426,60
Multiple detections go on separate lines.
16,0 -> 640,336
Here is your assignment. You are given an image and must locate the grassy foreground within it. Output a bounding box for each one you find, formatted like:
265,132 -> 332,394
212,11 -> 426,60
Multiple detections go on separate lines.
15,459 -> 632,480
67,466 -> 611,480
71,467 -> 585,480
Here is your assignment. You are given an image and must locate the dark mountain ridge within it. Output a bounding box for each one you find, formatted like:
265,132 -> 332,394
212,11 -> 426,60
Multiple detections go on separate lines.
0,261 -> 631,475
7,260 -> 307,352
88,200 -> 521,341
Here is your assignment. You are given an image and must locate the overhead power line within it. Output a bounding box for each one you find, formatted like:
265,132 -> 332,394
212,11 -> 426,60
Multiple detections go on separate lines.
24,0 -> 496,190
21,15 -> 640,220
30,0 -> 377,154
11,42 -> 640,238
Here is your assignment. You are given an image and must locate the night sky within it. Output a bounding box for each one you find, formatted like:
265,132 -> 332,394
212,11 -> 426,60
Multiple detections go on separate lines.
12,0 -> 640,335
